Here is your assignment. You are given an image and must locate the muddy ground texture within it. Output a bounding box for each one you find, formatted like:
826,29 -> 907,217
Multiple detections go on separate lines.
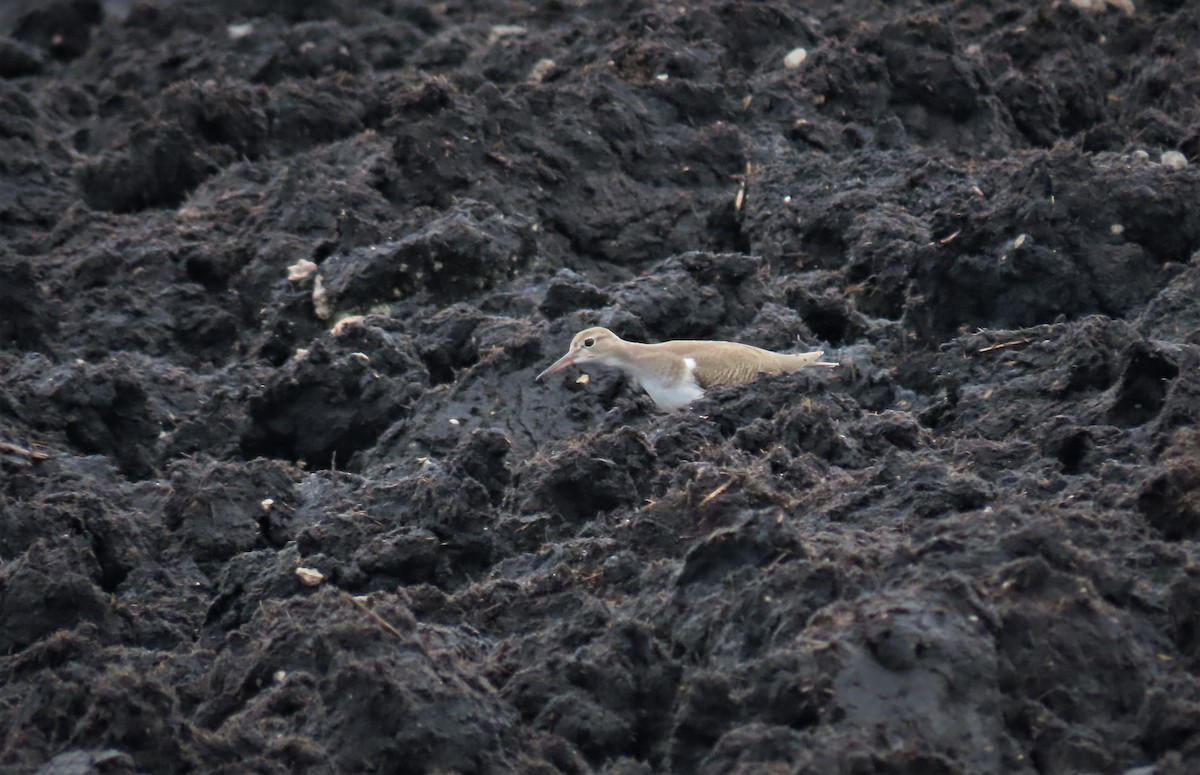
2,0 -> 1200,772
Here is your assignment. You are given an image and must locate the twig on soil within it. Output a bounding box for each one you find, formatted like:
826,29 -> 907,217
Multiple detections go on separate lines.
347,594 -> 408,641
978,338 -> 1032,353
0,440 -> 49,460
699,479 -> 732,506
938,230 -> 962,245
734,161 -> 752,213
766,551 -> 792,570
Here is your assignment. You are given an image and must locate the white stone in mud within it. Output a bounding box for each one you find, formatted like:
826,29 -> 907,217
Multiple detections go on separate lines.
1161,150 -> 1188,170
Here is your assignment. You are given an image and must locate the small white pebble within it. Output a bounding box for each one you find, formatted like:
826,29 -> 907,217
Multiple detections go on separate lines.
312,276 -> 332,320
488,24 -> 527,45
1161,150 -> 1188,170
1013,233 -> 1028,249
331,315 -> 365,336
287,258 -> 317,283
1110,224 -> 1125,235
260,498 -> 275,512
783,47 -> 808,70
655,73 -> 669,81
448,418 -> 460,426
1069,0 -> 1133,14
528,58 -> 556,83
783,195 -> 792,203
1132,149 -> 1151,161
295,567 -> 325,587
227,22 -> 254,39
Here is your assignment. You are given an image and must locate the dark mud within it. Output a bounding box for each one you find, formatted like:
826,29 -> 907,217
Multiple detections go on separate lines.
2,0 -> 1199,772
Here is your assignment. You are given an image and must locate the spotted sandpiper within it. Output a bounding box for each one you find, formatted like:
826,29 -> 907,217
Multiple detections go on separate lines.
536,327 -> 837,410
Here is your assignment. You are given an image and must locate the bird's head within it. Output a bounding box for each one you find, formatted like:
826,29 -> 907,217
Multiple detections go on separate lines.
536,327 -> 621,380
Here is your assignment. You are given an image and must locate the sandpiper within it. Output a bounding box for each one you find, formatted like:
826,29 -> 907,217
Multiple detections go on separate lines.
536,326 -> 837,410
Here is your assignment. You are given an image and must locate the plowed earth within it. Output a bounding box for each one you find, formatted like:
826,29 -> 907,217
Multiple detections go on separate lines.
2,1 -> 1199,773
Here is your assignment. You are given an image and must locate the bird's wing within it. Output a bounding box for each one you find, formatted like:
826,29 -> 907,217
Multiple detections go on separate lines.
659,341 -> 831,388
655,341 -> 770,387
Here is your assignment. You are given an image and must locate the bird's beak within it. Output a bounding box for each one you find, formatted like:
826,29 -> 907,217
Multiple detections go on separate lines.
536,351 -> 575,381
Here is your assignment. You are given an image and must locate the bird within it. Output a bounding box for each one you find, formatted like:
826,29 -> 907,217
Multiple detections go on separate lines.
536,326 -> 837,410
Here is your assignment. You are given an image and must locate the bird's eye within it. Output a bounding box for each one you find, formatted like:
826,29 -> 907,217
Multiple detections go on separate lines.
583,337 -> 595,348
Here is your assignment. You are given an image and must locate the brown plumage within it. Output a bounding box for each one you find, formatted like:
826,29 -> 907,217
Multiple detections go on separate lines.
652,339 -> 831,387
537,327 -> 837,410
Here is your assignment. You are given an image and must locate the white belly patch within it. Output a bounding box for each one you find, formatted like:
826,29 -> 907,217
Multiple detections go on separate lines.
639,356 -> 704,410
